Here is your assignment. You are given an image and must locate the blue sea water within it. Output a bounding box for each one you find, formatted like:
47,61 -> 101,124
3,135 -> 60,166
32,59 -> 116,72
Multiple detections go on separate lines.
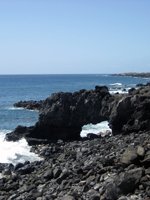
0,74 -> 149,131
0,74 -> 149,164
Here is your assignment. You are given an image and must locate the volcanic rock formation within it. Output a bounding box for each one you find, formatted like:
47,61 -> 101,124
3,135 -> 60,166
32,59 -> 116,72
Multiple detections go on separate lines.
7,86 -> 114,143
6,84 -> 150,144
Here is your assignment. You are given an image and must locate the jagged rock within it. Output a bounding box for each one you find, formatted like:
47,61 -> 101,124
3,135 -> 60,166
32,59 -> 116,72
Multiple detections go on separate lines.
6,84 -> 150,144
16,164 -> 35,175
110,85 -> 150,134
7,86 -> 112,142
14,100 -> 43,110
5,126 -> 32,141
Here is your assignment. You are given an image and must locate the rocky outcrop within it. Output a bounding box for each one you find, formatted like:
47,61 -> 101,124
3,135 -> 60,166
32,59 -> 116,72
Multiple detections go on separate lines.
7,86 -> 113,143
7,84 -> 150,143
14,100 -> 43,110
113,72 -> 150,78
5,126 -> 30,141
109,85 -> 150,134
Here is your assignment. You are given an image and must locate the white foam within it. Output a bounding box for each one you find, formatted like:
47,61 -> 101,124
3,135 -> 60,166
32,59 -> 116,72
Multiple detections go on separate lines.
0,130 -> 42,165
110,82 -> 122,86
80,121 -> 112,138
110,90 -> 128,94
8,107 -> 24,110
7,106 -> 39,112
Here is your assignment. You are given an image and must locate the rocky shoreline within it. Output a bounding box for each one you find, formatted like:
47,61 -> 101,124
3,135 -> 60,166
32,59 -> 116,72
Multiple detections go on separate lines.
1,84 -> 150,199
113,72 -> 150,78
0,131 -> 150,199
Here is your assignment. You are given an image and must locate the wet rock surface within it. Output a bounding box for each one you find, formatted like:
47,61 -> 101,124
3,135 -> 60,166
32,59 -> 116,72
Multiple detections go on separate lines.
0,132 -> 150,199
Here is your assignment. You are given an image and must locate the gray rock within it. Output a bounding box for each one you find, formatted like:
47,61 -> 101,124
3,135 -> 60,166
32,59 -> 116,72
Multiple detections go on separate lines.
102,182 -> 119,200
62,195 -> 75,200
145,167 -> 150,175
120,148 -> 138,165
118,168 -> 143,194
137,146 -> 145,157
43,169 -> 53,180
53,167 -> 62,178
56,169 -> 70,184
118,197 -> 128,200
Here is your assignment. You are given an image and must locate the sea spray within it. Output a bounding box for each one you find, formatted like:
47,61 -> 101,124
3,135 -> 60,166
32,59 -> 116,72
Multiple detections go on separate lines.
0,130 -> 42,165
80,121 -> 112,137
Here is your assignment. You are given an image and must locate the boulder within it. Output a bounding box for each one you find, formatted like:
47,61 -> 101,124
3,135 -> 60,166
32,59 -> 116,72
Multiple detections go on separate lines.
120,148 -> 138,165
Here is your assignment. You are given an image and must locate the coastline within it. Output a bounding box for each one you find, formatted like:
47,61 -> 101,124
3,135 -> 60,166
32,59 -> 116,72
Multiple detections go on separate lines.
0,131 -> 149,199
113,72 -> 150,78
0,83 -> 150,199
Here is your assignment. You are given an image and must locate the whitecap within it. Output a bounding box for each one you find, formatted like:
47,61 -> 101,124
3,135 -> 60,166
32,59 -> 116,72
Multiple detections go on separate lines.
7,106 -> 39,112
7,106 -> 24,111
0,130 -> 42,165
109,90 -> 128,94
110,82 -> 122,86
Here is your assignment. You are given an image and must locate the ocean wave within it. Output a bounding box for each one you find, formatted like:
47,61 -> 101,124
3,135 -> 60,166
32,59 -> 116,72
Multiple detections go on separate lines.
80,121 -> 112,138
109,90 -> 128,94
110,82 -> 122,86
7,106 -> 24,111
7,106 -> 39,112
0,130 -> 42,165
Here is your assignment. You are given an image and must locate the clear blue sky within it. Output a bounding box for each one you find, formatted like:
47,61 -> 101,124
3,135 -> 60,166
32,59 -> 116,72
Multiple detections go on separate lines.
0,0 -> 150,74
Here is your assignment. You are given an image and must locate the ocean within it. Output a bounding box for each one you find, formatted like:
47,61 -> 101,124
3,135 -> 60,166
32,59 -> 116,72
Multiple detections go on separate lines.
0,74 -> 149,165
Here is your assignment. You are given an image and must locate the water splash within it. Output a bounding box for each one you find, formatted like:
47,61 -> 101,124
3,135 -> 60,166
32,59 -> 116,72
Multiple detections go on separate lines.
81,121 -> 112,137
0,130 -> 42,165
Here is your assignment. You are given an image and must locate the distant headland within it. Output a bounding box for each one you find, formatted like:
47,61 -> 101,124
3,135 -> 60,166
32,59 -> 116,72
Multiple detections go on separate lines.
113,72 -> 150,78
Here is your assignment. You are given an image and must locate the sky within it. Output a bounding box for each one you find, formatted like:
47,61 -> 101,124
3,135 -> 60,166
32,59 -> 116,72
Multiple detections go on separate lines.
0,0 -> 150,74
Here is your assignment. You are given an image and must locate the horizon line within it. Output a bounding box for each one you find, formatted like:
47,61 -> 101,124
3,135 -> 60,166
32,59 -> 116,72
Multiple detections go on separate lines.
0,72 -> 149,76
0,73 -> 114,76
